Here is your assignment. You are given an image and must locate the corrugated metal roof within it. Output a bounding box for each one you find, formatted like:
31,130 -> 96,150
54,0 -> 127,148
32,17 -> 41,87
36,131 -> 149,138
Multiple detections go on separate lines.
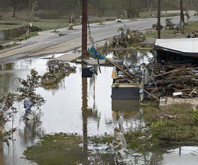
154,38 -> 198,57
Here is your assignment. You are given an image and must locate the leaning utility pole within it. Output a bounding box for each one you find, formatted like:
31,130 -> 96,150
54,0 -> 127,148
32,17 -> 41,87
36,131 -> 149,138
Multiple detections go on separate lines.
180,0 -> 184,22
82,0 -> 88,59
157,0 -> 161,39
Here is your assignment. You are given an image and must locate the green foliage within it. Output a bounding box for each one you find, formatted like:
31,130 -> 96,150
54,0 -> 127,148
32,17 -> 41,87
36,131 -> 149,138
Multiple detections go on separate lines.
89,134 -> 113,144
191,111 -> 198,123
19,31 -> 38,40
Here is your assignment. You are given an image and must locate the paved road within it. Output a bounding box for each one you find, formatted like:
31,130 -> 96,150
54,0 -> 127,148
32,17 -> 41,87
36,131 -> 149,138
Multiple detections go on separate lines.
0,14 -> 197,63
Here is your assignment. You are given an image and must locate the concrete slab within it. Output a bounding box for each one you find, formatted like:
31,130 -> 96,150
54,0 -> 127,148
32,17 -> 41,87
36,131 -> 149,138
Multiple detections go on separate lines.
160,97 -> 198,109
56,53 -> 81,62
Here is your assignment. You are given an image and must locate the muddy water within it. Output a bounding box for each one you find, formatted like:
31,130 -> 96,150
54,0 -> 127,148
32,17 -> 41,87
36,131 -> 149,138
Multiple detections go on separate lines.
0,53 -> 198,165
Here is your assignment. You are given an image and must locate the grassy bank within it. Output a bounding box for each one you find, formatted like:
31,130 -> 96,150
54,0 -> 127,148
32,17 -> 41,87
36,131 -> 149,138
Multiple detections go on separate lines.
145,21 -> 198,38
144,104 -> 198,145
24,133 -> 84,165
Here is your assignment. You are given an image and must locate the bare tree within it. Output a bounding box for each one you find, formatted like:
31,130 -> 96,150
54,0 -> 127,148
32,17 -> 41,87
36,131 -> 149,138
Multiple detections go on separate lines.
28,0 -> 37,21
12,0 -> 19,17
180,0 -> 184,22
147,0 -> 154,16
12,0 -> 26,18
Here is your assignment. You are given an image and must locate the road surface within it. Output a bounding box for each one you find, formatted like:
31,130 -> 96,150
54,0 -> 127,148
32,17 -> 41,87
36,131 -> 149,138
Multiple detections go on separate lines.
0,14 -> 197,63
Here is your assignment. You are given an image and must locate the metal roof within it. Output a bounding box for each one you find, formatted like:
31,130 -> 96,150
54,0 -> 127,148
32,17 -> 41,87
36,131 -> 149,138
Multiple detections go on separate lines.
154,38 -> 198,57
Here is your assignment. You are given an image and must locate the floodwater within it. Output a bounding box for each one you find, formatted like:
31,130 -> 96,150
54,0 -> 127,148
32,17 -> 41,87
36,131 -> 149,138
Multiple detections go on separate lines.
0,52 -> 198,165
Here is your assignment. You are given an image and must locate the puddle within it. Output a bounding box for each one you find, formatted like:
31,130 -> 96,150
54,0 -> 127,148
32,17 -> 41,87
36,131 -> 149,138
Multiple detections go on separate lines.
0,52 -> 198,164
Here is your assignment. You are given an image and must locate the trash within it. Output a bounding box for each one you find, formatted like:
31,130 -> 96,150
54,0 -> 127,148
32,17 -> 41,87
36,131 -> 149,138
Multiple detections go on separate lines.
29,22 -> 42,32
176,21 -> 184,32
165,18 -> 175,29
148,38 -> 198,99
82,68 -> 92,78
112,27 -> 145,48
41,60 -> 76,86
88,46 -> 106,59
112,127 -> 126,150
186,31 -> 198,38
147,64 -> 198,98
82,66 -> 98,78
24,99 -> 33,115
173,92 -> 183,97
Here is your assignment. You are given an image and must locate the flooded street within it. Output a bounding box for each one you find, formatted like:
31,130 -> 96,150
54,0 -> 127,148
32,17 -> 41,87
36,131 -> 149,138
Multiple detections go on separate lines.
1,53 -> 198,165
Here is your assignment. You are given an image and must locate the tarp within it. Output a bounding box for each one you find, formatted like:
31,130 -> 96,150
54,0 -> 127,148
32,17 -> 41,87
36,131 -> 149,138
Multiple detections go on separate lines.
88,46 -> 106,59
154,38 -> 198,57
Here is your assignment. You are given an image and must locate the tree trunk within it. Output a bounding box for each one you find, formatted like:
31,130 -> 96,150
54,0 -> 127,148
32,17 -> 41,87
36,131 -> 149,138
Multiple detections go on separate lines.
0,142 -> 5,165
28,0 -> 36,22
147,0 -> 152,15
180,0 -> 184,22
12,0 -> 18,18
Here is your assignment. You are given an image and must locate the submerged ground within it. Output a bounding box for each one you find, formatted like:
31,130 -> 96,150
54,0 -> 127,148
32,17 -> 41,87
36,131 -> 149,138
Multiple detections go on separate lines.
1,51 -> 198,165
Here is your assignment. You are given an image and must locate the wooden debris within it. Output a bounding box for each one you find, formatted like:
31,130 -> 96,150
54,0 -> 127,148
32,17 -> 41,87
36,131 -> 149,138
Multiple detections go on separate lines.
147,64 -> 198,98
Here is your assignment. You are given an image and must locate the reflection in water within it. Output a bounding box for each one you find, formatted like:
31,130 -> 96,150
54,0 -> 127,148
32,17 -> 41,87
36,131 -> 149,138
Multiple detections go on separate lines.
19,112 -> 44,145
1,54 -> 198,164
124,51 -> 153,66
82,77 -> 88,163
0,63 -> 13,71
0,142 -> 5,165
162,146 -> 198,165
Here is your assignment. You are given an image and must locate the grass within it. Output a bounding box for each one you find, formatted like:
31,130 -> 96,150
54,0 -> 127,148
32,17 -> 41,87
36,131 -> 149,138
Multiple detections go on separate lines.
0,19 -> 69,31
139,11 -> 180,19
19,31 -> 38,40
145,21 -> 198,39
143,104 -> 198,143
32,19 -> 69,31
24,133 -> 84,165
0,32 -> 38,48
24,133 -> 114,165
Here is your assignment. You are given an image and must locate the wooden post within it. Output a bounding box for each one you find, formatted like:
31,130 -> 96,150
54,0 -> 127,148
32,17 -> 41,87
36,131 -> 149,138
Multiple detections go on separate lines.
157,0 -> 161,39
82,0 -> 88,59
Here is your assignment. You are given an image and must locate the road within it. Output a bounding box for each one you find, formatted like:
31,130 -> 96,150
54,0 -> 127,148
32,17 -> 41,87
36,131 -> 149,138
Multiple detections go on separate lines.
0,14 -> 197,63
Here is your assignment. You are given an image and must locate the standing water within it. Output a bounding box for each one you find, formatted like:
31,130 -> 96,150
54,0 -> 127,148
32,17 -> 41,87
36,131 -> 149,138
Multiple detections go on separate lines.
0,52 -> 198,164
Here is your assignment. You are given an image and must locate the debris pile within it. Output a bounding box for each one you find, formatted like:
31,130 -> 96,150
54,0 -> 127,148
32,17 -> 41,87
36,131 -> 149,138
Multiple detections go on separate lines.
165,18 -> 175,29
29,23 -> 42,32
186,31 -> 198,38
111,127 -> 126,150
152,23 -> 163,30
147,64 -> 198,98
41,60 -> 76,87
112,27 -> 145,48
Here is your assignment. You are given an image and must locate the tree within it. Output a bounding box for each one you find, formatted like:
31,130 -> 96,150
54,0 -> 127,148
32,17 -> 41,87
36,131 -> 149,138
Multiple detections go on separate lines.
147,0 -> 154,16
180,0 -> 184,22
28,0 -> 37,21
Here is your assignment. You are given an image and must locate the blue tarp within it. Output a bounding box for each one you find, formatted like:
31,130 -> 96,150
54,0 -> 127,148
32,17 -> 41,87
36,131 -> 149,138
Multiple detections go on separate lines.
88,46 -> 105,59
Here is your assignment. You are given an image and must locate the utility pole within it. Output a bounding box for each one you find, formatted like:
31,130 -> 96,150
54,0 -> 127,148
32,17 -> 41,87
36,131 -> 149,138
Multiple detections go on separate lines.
82,0 -> 88,59
157,0 -> 161,39
180,0 -> 184,23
